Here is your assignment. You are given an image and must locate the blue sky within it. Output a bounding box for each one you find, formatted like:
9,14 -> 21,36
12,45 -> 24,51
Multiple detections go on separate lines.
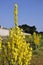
0,0 -> 43,32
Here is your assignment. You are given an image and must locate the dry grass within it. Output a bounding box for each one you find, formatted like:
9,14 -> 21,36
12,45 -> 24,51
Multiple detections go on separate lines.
31,48 -> 43,65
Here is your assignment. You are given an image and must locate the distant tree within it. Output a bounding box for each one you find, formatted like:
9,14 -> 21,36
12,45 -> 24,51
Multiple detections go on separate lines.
19,24 -> 36,34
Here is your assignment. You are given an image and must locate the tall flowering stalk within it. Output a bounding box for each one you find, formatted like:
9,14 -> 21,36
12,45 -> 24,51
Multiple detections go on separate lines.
0,4 -> 32,65
7,3 -> 32,65
8,26 -> 32,65
14,4 -> 18,26
33,32 -> 41,49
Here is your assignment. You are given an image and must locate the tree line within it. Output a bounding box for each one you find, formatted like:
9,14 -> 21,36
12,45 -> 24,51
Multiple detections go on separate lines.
19,24 -> 43,35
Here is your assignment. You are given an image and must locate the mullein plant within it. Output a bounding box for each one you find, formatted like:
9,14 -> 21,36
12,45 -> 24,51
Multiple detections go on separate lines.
0,4 -> 32,65
33,32 -> 41,49
0,37 -> 2,50
0,37 -> 2,64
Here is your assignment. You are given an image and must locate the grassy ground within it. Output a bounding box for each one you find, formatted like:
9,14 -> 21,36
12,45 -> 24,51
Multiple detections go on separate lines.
31,47 -> 43,65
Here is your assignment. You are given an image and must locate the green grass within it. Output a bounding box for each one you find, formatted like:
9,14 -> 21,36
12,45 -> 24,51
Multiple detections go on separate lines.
31,43 -> 43,65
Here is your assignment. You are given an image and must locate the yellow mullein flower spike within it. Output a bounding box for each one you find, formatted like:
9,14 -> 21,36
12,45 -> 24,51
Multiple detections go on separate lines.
14,3 -> 18,26
1,3 -> 32,65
